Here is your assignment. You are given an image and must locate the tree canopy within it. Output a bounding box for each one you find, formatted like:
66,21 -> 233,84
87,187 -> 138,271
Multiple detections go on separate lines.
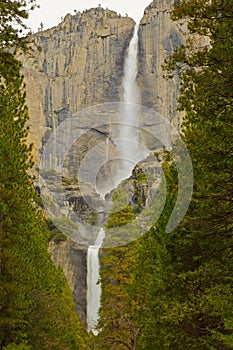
94,0 -> 233,348
0,1 -> 89,349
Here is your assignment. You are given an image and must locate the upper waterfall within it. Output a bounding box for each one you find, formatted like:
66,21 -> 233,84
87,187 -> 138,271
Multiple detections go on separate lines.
116,24 -> 148,183
121,24 -> 140,105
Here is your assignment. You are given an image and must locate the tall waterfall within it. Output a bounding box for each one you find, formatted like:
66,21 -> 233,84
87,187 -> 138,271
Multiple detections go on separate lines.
115,24 -> 146,185
120,23 -> 140,133
86,24 -> 142,334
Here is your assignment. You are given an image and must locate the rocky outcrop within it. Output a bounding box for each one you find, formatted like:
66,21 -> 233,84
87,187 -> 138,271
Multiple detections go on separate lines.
103,153 -> 163,248
21,8 -> 135,163
49,239 -> 87,326
138,0 -> 185,130
38,171 -> 106,244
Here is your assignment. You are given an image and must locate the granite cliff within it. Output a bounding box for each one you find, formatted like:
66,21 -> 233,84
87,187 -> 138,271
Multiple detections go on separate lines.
21,1 -> 185,163
21,8 -> 135,163
138,0 -> 185,130
21,1 -> 185,326
49,239 -> 87,326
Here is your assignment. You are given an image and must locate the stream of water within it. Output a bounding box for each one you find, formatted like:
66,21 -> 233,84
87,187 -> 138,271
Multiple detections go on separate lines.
86,24 -> 142,334
86,228 -> 105,334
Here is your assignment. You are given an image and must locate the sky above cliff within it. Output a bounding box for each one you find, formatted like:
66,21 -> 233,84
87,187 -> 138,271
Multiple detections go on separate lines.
27,0 -> 152,32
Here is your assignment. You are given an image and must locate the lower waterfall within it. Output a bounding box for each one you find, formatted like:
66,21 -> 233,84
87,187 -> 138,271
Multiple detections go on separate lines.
86,228 -> 105,334
86,24 -> 143,334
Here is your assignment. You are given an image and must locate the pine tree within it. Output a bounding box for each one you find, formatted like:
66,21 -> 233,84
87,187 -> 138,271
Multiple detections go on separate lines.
96,186 -> 140,349
132,0 -> 233,348
0,1 -> 89,349
100,1 -> 233,349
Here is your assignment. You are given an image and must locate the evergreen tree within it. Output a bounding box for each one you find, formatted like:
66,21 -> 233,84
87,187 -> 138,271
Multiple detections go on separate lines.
0,1 -> 89,349
97,1 -> 233,348
96,187 -> 140,349
132,0 -> 233,348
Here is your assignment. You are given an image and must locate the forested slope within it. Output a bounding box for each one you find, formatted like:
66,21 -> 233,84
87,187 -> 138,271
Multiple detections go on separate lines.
0,2 -> 89,349
95,1 -> 233,348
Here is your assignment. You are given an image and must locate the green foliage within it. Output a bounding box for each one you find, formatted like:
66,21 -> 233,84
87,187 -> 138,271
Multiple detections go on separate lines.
0,0 -> 37,53
3,344 -> 31,350
94,1 -> 233,349
105,186 -> 135,229
47,220 -> 68,243
62,175 -> 79,186
132,0 -> 233,348
94,186 -> 140,349
87,210 -> 98,226
53,217 -> 80,239
0,1 -> 89,349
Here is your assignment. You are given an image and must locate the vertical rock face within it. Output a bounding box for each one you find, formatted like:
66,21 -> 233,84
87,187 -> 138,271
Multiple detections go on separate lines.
49,240 -> 87,326
138,0 -> 185,130
21,8 -> 135,163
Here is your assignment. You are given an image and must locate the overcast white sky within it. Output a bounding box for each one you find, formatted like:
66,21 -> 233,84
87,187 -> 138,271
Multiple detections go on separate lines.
26,0 -> 152,32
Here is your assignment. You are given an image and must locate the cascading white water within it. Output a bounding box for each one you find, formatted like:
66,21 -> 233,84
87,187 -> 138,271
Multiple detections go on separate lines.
86,24 -> 144,334
113,24 -> 147,185
86,228 -> 105,334
120,24 -> 140,136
